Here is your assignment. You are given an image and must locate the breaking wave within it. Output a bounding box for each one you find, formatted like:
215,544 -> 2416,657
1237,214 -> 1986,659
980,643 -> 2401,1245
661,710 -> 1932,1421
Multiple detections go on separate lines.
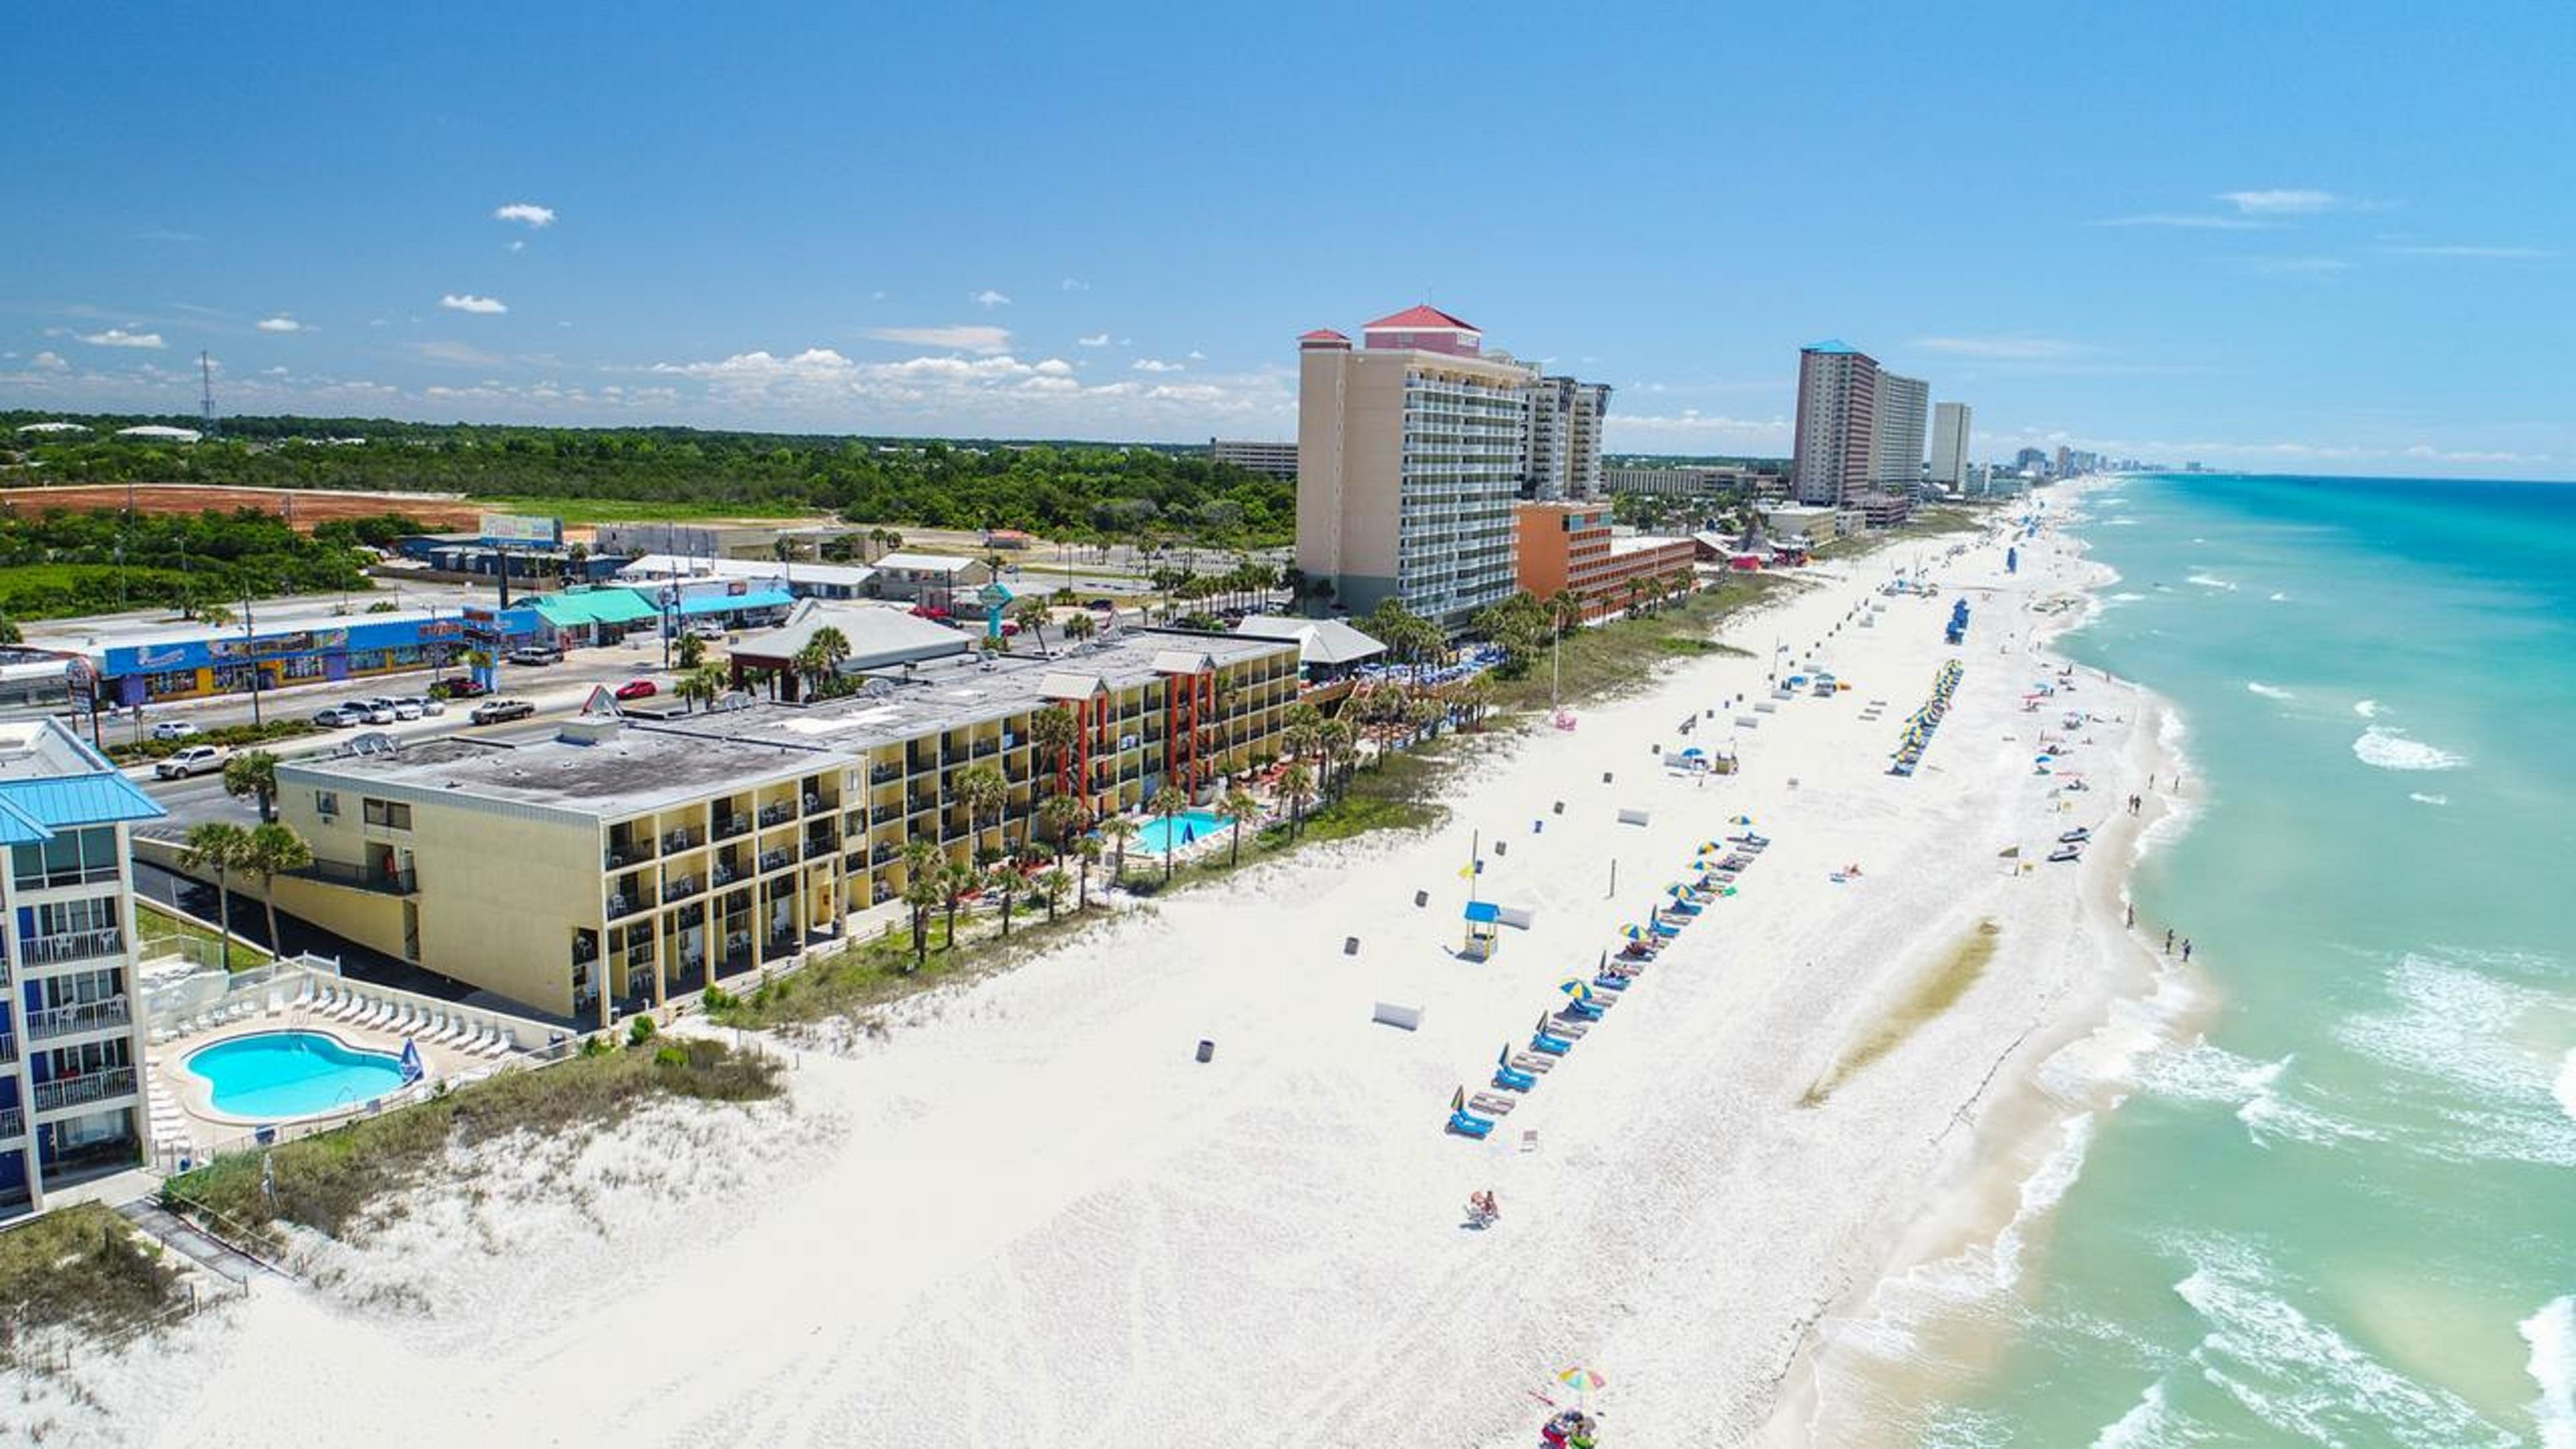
2354,726 -> 2466,771
2245,682 -> 2294,701
2528,1295 -> 2576,1449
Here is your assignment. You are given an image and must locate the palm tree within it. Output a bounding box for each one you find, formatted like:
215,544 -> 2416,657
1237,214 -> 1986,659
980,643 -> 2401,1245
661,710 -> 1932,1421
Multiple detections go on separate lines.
1278,762 -> 1313,840
1220,786 -> 1258,867
1149,786 -> 1188,882
179,822 -> 252,971
1028,704 -> 1079,797
1317,718 -> 1356,797
938,857 -> 979,949
676,661 -> 728,712
1061,610 -> 1096,647
243,822 -> 313,960
1037,792 -> 1087,866
1073,835 -> 1102,910
676,632 -> 707,671
222,749 -> 280,822
1098,816 -> 1137,884
987,858 -> 1021,937
953,763 -> 1008,850
1037,868 -> 1069,924
808,625 -> 851,676
900,839 -> 943,968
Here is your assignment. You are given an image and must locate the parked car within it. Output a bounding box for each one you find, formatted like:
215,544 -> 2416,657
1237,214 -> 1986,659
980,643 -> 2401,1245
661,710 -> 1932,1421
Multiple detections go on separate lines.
612,679 -> 658,701
507,645 -> 562,666
1088,598 -> 1116,612
429,676 -> 490,699
356,699 -> 398,724
313,706 -> 362,729
154,745 -> 227,779
469,698 -> 537,725
405,695 -> 447,716
149,720 -> 199,741
683,621 -> 727,640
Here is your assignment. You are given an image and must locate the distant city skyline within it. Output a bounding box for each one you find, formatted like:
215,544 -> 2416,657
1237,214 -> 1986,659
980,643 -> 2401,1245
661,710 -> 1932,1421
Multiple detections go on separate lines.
2,5 -> 2570,479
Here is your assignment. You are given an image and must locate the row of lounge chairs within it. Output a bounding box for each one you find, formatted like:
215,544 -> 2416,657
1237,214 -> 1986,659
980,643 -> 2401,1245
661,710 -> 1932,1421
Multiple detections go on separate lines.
305,984 -> 516,1057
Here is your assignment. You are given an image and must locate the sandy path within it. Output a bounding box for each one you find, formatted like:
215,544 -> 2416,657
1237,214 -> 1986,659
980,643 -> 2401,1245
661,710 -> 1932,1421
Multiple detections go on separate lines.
36,513 -> 2158,1449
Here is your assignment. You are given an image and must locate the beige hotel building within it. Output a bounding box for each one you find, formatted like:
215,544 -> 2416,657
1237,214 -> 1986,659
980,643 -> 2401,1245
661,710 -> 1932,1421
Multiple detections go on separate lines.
271,629 -> 1301,1027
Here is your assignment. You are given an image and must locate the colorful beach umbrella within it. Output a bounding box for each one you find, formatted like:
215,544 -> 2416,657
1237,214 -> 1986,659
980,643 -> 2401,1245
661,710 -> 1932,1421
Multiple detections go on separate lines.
1664,883 -> 1695,899
1729,814 -> 1754,825
1558,979 -> 1592,1001
1452,1086 -> 1467,1113
1620,924 -> 1648,941
1557,1365 -> 1607,1394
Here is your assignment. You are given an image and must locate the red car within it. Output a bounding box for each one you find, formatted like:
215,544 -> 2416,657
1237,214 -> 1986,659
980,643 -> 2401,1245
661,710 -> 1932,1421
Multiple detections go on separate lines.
613,679 -> 658,701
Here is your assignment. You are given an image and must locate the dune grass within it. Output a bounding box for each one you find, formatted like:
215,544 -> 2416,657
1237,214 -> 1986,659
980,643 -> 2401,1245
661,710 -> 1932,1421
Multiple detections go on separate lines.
164,1038 -> 782,1242
0,1203 -> 182,1361
1799,919 -> 2001,1108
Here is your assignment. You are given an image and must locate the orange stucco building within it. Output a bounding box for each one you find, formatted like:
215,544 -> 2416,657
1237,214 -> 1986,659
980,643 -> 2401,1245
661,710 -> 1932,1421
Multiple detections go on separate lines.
1513,501 -> 1699,621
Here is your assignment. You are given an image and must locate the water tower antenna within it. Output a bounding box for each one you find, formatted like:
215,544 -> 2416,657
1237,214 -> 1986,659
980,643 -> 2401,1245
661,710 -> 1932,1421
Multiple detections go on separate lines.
199,351 -> 217,436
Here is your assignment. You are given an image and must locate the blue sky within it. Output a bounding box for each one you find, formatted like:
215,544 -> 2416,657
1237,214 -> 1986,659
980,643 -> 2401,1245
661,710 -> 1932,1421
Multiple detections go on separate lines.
5,2 -> 2571,477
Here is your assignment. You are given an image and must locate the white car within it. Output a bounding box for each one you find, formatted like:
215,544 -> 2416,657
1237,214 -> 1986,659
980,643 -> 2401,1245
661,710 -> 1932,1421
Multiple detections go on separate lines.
358,699 -> 398,724
391,700 -> 424,721
154,745 -> 227,779
407,695 -> 446,716
150,720 -> 199,741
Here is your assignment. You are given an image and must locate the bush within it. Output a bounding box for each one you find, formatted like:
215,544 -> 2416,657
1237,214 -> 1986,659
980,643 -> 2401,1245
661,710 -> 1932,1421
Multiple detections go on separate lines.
105,717 -> 319,763
700,984 -> 737,1012
626,1015 -> 657,1047
653,1044 -> 690,1069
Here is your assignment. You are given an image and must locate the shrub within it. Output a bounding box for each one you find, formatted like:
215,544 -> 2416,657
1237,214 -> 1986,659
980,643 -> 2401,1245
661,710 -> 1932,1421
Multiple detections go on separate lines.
626,1015 -> 657,1047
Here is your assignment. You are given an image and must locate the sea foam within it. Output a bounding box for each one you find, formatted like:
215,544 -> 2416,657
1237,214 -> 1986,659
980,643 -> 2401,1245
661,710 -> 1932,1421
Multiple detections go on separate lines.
2337,953 -> 2576,1167
1994,1113 -> 2097,1288
2557,1048 -> 2576,1126
2354,726 -> 2466,771
2355,698 -> 2383,719
2245,682 -> 2295,702
2526,1295 -> 2576,1449
2175,1236 -> 2518,1448
2185,573 -> 2237,591
2409,793 -> 2449,807
2143,1041 -> 2377,1148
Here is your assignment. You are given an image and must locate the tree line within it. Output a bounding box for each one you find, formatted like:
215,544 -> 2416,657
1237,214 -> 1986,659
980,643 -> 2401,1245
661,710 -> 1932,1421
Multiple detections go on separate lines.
0,504 -> 424,622
1,413 -> 1297,546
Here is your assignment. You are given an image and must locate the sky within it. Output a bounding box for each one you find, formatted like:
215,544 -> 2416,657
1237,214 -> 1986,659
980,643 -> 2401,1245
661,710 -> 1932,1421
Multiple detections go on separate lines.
4,2 -> 2572,478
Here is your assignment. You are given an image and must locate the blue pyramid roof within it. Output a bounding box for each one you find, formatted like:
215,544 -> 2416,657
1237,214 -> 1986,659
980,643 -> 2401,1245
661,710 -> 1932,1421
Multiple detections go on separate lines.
1804,338 -> 1863,355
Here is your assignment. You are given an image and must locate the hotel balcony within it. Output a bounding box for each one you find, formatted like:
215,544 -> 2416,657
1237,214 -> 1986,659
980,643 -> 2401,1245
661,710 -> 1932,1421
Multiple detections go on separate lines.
35,1067 -> 138,1114
0,1031 -> 16,1065
28,998 -> 133,1042
21,930 -> 126,967
294,859 -> 419,896
757,801 -> 799,828
0,1106 -> 20,1138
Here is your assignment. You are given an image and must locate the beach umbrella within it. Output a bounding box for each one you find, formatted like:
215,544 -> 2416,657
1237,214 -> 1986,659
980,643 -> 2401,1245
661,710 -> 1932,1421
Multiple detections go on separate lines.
1557,1365 -> 1607,1396
1499,1044 -> 1517,1069
1728,814 -> 1754,826
1697,840 -> 1726,855
1619,924 -> 1648,941
1558,979 -> 1592,1001
1451,1086 -> 1468,1114
1664,883 -> 1695,900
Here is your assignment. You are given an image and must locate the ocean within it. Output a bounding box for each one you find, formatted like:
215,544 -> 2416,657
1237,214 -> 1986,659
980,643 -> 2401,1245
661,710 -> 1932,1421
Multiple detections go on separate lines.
1889,474 -> 2576,1446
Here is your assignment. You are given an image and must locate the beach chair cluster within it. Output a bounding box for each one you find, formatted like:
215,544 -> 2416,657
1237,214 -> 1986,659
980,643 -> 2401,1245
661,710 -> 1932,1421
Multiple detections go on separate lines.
1888,660 -> 1964,777
1444,826 -> 1772,1140
305,984 -> 515,1059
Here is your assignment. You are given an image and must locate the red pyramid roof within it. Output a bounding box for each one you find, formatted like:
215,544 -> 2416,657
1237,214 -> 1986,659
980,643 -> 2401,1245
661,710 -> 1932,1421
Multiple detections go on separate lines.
1297,328 -> 1350,342
1362,304 -> 1478,333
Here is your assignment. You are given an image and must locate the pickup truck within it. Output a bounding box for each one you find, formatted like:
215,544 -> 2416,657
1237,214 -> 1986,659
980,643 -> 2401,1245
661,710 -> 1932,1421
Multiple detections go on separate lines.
470,698 -> 538,725
154,745 -> 229,779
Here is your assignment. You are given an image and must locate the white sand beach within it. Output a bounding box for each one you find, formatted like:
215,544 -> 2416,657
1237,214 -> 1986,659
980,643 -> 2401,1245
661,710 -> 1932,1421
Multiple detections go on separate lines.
19,501 -> 2180,1448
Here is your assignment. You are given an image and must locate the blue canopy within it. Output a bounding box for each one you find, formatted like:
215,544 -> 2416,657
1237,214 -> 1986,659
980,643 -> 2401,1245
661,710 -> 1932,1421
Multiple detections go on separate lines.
1462,900 -> 1501,924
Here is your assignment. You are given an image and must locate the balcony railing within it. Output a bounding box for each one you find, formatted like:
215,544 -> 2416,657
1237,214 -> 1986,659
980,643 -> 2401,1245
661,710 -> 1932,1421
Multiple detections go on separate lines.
607,889 -> 657,918
294,859 -> 418,896
665,874 -> 705,900
803,839 -> 835,861
21,930 -> 125,967
0,1106 -> 20,1138
0,1032 -> 15,1064
36,1067 -> 138,1113
661,828 -> 704,854
605,841 -> 657,869
757,802 -> 797,828
28,998 -> 132,1040
869,764 -> 902,785
758,849 -> 793,873
713,813 -> 751,841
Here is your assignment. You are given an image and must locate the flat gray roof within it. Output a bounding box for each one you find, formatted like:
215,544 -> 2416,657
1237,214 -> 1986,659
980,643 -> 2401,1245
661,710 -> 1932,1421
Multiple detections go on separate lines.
282,629 -> 1293,820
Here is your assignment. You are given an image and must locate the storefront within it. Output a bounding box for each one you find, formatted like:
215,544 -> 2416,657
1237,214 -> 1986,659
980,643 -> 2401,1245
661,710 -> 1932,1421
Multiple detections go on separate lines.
96,607 -> 541,704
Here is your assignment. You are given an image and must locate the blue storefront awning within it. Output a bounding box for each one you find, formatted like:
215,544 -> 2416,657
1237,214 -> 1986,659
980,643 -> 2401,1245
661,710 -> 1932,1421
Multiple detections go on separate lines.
677,588 -> 794,616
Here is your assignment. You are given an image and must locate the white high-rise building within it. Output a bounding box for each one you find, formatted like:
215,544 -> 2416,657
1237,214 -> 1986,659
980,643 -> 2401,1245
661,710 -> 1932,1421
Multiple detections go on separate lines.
1,718 -> 164,1213
1929,402 -> 1973,494
1296,306 -> 1535,630
1870,372 -> 1930,498
1521,376 -> 1613,500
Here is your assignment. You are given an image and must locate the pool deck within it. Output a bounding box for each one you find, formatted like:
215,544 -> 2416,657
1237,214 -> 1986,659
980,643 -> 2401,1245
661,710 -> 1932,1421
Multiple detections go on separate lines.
146,1010 -> 496,1161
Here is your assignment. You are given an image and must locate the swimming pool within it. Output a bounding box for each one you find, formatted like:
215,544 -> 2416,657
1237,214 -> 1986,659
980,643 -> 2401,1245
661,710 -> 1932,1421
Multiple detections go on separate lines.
183,1031 -> 411,1119
1134,809 -> 1226,855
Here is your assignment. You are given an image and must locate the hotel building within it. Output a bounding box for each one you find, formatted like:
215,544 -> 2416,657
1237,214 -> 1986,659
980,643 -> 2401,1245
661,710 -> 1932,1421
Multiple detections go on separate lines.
1208,439 -> 1299,479
1870,372 -> 1931,499
1929,402 -> 1973,494
1522,376 -> 1613,501
1295,306 -> 1536,631
1,718 -> 162,1214
1513,502 -> 1699,622
1791,339 -> 1879,506
270,630 -> 1301,1028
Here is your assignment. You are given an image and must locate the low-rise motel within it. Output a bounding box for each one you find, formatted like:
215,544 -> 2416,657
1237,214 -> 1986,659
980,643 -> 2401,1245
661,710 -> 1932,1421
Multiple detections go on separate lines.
1,718 -> 162,1214
1513,500 -> 1699,622
270,629 -> 1301,1027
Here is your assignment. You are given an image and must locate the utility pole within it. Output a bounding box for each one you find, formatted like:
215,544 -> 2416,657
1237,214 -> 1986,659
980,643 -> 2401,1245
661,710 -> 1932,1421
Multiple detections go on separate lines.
199,351 -> 217,438
241,590 -> 263,729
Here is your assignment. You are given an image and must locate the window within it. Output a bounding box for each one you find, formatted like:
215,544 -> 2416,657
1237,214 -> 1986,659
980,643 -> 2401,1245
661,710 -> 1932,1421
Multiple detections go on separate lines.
362,798 -> 413,830
315,790 -> 340,819
10,827 -> 120,891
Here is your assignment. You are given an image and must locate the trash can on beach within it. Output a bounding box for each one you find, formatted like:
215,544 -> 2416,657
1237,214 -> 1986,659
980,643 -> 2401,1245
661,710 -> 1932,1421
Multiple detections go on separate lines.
1195,1039 -> 1215,1063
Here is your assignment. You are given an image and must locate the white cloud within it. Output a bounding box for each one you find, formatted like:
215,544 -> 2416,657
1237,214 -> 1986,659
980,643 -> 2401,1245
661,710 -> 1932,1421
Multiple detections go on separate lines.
508,239 -> 526,253
865,324 -> 1012,355
1187,350 -> 1205,361
2379,243 -> 2555,260
1132,358 -> 1185,373
1077,332 -> 1111,347
970,289 -> 1012,309
76,327 -> 164,349
2092,213 -> 2275,231
256,315 -> 304,333
30,351 -> 67,372
261,365 -> 290,376
492,203 -> 557,227
1060,278 -> 1089,292
2219,189 -> 2338,215
2402,443 -> 2541,464
440,293 -> 508,315
1910,335 -> 2093,361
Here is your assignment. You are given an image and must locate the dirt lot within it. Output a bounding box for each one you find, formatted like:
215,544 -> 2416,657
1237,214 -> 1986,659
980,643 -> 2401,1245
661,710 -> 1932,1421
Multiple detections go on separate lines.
0,483 -> 483,531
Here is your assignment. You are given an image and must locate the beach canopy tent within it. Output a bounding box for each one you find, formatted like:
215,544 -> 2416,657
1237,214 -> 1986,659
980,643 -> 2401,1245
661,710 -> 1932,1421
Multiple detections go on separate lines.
1462,899 -> 1501,959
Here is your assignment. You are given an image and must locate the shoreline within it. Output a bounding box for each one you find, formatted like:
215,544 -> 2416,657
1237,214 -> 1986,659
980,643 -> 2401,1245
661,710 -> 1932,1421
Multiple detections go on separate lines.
23,493 -> 2221,1448
1759,478 -> 2223,1446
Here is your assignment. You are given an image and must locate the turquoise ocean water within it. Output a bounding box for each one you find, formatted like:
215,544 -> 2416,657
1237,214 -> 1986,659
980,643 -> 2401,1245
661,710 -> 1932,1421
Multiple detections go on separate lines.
1907,474 -> 2576,1446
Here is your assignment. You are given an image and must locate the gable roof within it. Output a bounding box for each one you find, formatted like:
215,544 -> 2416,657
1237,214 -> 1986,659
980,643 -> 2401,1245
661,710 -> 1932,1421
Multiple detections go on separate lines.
1036,670 -> 1106,701
1297,328 -> 1350,343
1232,614 -> 1387,666
1364,304 -> 1478,333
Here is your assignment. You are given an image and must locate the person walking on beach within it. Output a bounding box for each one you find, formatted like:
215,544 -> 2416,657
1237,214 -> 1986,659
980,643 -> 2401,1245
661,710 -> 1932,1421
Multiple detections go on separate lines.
2125,902 -> 2135,928
2182,938 -> 2194,963
2164,928 -> 2175,954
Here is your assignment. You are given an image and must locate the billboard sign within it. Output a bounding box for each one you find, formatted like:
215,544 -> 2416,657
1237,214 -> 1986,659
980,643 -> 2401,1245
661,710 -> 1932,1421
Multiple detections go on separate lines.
479,513 -> 563,548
